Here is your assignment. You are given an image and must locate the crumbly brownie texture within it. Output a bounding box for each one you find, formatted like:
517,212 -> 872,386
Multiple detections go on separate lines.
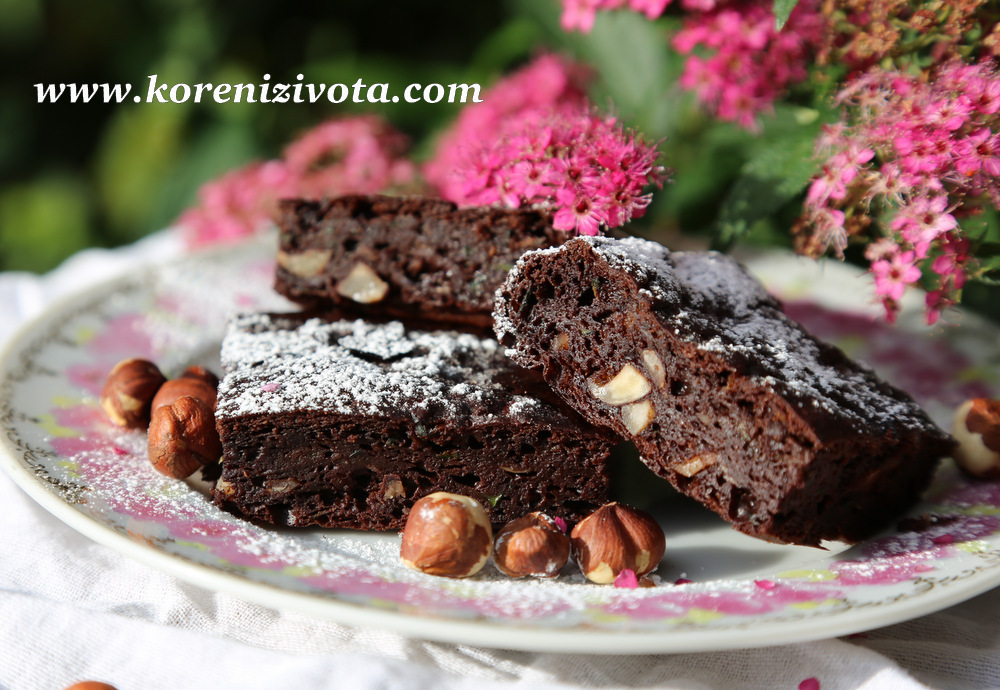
212,312 -> 614,531
494,236 -> 953,546
274,195 -> 566,327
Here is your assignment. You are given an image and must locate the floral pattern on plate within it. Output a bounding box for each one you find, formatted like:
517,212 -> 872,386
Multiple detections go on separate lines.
1,240 -> 999,653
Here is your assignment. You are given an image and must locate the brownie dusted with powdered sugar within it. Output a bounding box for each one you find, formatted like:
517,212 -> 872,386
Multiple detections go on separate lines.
494,236 -> 953,546
212,311 -> 615,531
274,195 -> 567,328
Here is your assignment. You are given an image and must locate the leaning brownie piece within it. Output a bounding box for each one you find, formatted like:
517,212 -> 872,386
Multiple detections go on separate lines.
274,195 -> 567,327
212,311 -> 615,531
494,236 -> 953,546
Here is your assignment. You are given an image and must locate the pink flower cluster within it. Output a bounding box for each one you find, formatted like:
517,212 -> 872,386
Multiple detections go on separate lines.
672,0 -> 825,130
177,115 -> 415,248
426,56 -> 666,236
175,161 -> 295,247
423,55 -> 590,201
282,117 -> 414,199
559,0 -> 671,33
802,61 -> 1000,324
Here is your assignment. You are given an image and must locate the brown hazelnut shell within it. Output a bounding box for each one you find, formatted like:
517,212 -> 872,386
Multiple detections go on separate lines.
100,358 -> 167,429
179,365 -> 220,389
151,377 -> 217,414
147,395 -> 222,479
570,502 -> 666,584
400,492 -> 493,578
494,512 -> 570,578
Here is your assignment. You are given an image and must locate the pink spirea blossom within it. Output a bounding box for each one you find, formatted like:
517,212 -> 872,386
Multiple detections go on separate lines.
926,232 -> 972,325
672,0 -> 825,130
177,115 -> 415,248
559,0 -> 726,33
801,60 -> 1000,324
431,106 -> 665,235
423,54 -> 590,202
890,195 -> 957,259
868,247 -> 922,321
560,0 -> 671,33
426,56 -> 665,236
282,115 -> 415,199
176,161 -> 297,248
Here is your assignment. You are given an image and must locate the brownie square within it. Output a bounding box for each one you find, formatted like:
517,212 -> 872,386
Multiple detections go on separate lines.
494,236 -> 953,546
213,311 -> 615,530
274,194 -> 567,328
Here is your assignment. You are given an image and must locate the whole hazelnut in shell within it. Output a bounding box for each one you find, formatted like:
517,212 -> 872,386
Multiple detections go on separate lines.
180,365 -> 220,389
570,502 -> 665,584
399,492 -> 493,578
151,376 -> 217,414
952,398 -> 1000,479
494,512 -> 570,578
147,395 -> 222,479
100,358 -> 167,429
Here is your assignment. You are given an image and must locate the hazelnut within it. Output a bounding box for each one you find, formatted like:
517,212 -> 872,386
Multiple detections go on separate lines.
675,452 -> 719,478
263,478 -> 300,494
400,492 -> 493,578
570,502 -> 666,584
382,476 -> 406,500
587,364 -> 651,405
641,349 -> 666,389
180,364 -> 220,389
151,377 -> 217,414
493,512 -> 570,578
215,477 -> 235,497
276,248 -> 333,277
100,358 -> 167,429
621,399 -> 655,435
336,262 -> 389,304
952,398 -> 1000,479
147,395 -> 222,479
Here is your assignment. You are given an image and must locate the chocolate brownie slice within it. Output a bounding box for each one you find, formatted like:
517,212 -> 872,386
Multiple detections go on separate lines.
494,236 -> 953,546
212,311 -> 615,531
275,195 -> 566,327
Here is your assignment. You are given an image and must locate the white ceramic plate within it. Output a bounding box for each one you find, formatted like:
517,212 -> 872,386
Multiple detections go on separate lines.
2,239 -> 999,654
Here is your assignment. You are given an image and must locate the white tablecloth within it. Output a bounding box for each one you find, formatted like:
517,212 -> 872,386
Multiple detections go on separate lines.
1,233 -> 998,690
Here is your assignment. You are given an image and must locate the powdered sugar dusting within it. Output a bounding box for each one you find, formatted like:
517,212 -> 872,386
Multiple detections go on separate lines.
587,236 -> 778,319
591,236 -> 940,432
500,236 -> 944,434
217,313 -> 549,426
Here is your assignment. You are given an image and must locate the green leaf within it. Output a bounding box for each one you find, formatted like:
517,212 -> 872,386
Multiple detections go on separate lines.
712,110 -> 823,251
970,274 -> 1000,287
773,0 -> 802,30
971,254 -> 1000,286
973,241 -> 1000,259
512,0 -> 680,138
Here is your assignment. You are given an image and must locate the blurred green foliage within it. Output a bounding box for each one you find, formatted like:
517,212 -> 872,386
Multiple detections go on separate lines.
0,0 -> 532,272
2,0 -> 998,323
0,0 -> 748,274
